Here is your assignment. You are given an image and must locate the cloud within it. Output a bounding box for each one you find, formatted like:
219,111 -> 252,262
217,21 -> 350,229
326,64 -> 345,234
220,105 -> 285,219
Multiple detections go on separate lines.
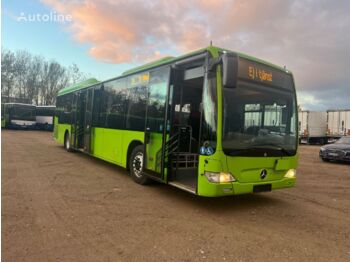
42,0 -> 350,110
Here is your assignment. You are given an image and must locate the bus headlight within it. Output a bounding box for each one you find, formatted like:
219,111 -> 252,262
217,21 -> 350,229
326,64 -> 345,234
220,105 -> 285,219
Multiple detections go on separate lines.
284,169 -> 296,178
204,172 -> 236,183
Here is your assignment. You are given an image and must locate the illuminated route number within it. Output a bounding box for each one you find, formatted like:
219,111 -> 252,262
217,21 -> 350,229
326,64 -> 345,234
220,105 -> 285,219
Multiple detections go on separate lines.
248,66 -> 273,82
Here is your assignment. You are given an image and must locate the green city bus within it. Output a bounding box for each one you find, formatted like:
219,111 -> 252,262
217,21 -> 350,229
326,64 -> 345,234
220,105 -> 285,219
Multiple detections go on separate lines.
54,46 -> 298,197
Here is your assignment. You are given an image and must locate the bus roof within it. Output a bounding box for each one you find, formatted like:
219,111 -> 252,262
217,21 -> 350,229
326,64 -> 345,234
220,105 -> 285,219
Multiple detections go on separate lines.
57,78 -> 100,96
57,46 -> 290,97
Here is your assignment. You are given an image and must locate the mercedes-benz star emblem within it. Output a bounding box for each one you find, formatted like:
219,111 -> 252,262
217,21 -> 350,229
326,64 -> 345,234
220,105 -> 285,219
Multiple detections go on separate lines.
260,169 -> 267,179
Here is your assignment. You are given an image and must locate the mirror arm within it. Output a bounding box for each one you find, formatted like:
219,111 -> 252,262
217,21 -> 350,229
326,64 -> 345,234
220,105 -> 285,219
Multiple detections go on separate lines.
206,57 -> 222,73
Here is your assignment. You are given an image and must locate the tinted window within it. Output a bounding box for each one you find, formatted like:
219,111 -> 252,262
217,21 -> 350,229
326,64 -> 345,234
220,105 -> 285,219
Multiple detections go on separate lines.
92,85 -> 104,127
104,79 -> 128,129
11,105 -> 36,121
146,68 -> 170,132
125,74 -> 149,131
36,107 -> 55,116
201,71 -> 217,149
56,94 -> 72,124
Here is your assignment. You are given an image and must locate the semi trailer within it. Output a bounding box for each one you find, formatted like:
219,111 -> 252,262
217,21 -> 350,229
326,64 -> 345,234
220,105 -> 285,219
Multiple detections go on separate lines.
327,109 -> 350,141
298,111 -> 327,144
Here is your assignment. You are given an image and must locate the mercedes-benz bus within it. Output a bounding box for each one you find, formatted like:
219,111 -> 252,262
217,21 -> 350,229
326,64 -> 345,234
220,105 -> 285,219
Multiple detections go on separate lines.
1,103 -> 36,129
54,46 -> 298,197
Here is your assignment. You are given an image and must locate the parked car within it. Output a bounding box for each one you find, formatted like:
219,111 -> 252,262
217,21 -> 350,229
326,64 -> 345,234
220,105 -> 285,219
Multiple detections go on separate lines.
319,137 -> 350,162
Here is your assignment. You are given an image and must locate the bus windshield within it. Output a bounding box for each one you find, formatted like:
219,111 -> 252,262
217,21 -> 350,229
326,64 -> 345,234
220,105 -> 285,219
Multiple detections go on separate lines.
222,81 -> 297,156
12,105 -> 36,121
36,107 -> 55,116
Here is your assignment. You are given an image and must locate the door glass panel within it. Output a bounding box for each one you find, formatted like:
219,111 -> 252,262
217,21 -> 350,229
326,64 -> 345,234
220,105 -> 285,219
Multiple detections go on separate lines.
84,89 -> 93,152
145,67 -> 170,174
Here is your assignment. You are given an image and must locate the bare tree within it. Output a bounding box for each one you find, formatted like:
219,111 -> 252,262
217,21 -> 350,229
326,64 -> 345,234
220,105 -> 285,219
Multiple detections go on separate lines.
1,49 -> 16,99
26,55 -> 43,104
13,50 -> 31,99
1,48 -> 89,105
46,61 -> 66,105
68,63 -> 86,84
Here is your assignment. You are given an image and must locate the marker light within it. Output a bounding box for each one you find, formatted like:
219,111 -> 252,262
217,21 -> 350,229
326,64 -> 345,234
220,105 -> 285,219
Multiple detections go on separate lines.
204,172 -> 236,183
284,169 -> 296,178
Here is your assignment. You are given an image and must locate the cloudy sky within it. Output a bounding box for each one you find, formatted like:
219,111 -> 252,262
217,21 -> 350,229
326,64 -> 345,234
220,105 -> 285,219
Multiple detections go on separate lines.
2,0 -> 350,110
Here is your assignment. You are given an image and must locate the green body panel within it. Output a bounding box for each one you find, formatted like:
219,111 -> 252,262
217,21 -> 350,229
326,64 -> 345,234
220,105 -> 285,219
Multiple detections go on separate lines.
145,133 -> 164,173
53,116 -> 59,139
197,150 -> 297,197
54,120 -> 145,169
91,127 -> 144,168
53,117 -> 72,144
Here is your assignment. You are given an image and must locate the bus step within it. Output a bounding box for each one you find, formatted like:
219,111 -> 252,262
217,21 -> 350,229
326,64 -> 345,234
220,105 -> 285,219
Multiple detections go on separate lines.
171,153 -> 198,169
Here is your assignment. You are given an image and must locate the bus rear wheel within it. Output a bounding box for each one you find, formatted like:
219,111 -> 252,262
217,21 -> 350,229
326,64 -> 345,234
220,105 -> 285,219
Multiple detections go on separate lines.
129,145 -> 150,185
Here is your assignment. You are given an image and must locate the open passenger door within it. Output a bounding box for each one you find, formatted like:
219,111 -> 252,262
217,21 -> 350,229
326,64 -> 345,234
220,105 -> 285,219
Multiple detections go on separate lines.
144,67 -> 171,180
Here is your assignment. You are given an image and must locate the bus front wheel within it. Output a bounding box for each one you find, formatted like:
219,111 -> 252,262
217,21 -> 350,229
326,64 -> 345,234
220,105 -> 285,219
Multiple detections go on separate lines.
64,132 -> 73,152
129,145 -> 150,185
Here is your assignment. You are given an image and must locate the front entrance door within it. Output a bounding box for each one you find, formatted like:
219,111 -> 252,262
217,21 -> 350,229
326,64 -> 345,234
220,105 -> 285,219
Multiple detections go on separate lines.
167,65 -> 205,192
144,67 -> 171,179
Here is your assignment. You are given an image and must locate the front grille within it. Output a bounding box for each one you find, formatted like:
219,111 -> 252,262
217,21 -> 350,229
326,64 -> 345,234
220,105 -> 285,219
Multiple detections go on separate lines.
326,150 -> 345,158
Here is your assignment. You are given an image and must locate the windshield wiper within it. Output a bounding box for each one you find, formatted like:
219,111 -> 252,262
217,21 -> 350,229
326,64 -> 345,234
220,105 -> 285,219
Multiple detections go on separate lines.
246,143 -> 293,156
225,143 -> 295,156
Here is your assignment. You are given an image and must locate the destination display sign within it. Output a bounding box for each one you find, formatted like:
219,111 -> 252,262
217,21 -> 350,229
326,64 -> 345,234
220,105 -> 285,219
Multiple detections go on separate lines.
129,72 -> 149,87
237,57 -> 293,90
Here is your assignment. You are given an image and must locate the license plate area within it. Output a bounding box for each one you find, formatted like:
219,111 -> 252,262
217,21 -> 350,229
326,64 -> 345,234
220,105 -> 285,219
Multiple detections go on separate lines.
328,152 -> 338,156
253,184 -> 272,193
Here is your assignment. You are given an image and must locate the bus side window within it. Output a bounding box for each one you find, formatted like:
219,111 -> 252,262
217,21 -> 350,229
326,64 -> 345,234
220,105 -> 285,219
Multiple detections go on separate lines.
104,78 -> 128,130
125,79 -> 148,131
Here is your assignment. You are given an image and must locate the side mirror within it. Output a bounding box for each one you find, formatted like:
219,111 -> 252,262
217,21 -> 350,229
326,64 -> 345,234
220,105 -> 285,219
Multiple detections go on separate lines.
222,53 -> 238,88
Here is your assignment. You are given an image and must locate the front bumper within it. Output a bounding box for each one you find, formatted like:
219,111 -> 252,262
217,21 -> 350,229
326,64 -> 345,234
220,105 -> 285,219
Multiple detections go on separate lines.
320,150 -> 350,162
6,123 -> 36,130
197,177 -> 296,197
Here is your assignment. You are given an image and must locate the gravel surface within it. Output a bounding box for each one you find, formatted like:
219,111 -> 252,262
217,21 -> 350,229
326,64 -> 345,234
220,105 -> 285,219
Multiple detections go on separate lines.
2,130 -> 350,261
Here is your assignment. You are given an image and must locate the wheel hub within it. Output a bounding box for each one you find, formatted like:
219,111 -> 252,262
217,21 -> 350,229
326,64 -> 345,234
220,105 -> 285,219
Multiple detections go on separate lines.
133,153 -> 143,178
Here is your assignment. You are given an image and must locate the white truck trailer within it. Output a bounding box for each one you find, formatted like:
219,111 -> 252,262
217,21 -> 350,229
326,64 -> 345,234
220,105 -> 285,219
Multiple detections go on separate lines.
327,109 -> 350,141
298,111 -> 328,144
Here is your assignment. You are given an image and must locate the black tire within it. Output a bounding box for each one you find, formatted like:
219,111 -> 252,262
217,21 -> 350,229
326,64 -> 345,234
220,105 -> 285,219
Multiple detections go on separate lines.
64,132 -> 73,152
129,145 -> 150,185
321,157 -> 329,162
